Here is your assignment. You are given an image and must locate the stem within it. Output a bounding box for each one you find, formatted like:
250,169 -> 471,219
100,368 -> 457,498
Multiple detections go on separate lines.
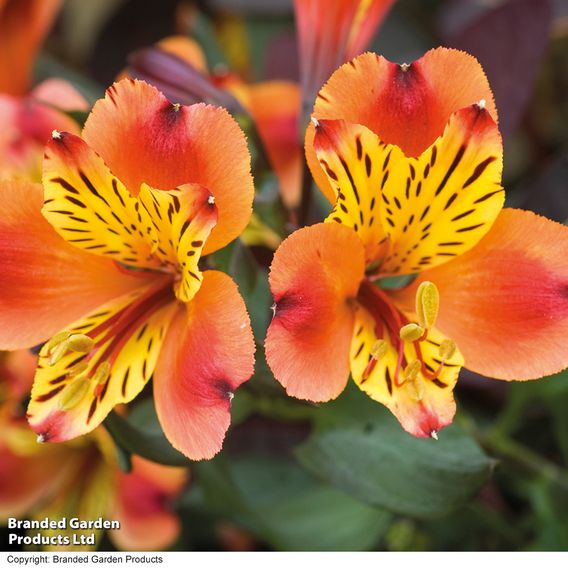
297,159 -> 314,227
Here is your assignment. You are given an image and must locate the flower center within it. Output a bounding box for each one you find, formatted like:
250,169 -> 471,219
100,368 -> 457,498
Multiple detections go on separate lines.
357,278 -> 456,399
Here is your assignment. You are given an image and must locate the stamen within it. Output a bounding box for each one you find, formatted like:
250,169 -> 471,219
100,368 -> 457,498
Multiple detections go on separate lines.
403,360 -> 424,401
400,323 -> 424,342
370,340 -> 388,360
92,361 -> 111,385
172,102 -> 181,112
59,378 -> 90,411
400,63 -> 410,72
439,339 -> 457,361
67,360 -> 89,377
48,333 -> 94,366
415,281 -> 439,330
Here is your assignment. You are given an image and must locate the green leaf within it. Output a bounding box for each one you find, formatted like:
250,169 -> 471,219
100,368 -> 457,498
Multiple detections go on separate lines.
104,398 -> 189,467
194,455 -> 391,551
295,384 -> 494,518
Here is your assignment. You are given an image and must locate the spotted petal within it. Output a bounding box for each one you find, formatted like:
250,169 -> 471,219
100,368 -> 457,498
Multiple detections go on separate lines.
27,280 -> 176,443
43,132 -> 160,270
138,183 -> 217,302
351,303 -> 463,438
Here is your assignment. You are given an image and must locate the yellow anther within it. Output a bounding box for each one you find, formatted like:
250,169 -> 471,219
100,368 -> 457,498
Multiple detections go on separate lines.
45,330 -> 71,353
403,360 -> 424,401
48,341 -> 70,366
172,102 -> 181,112
92,361 -> 111,385
439,339 -> 457,361
67,360 -> 89,377
416,281 -> 439,330
67,334 -> 94,353
370,340 -> 388,360
400,323 -> 424,342
59,379 -> 90,411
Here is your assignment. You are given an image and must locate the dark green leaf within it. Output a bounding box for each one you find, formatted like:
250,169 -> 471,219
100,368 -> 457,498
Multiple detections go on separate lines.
195,455 -> 390,551
295,384 -> 494,518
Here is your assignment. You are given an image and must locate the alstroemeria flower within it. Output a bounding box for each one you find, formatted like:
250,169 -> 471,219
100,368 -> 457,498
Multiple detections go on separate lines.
295,0 -> 396,114
265,48 -> 568,438
0,0 -> 89,181
0,78 -> 256,460
128,36 -> 303,210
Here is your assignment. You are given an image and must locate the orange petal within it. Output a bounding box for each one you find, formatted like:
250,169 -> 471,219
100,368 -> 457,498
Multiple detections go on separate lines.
82,79 -> 254,254
0,0 -> 62,95
265,223 -> 365,402
0,180 -> 148,350
394,209 -> 568,381
347,1 -> 396,59
111,456 -> 186,551
157,35 -> 208,73
154,271 -> 255,460
31,78 -> 89,111
308,48 -> 497,200
248,81 -> 303,209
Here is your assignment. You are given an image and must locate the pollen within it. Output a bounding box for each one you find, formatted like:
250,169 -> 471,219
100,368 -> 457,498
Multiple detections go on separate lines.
400,323 -> 424,342
415,281 -> 439,330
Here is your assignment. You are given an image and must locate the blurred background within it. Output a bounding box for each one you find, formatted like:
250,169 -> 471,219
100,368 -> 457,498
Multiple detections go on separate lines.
2,0 -> 568,552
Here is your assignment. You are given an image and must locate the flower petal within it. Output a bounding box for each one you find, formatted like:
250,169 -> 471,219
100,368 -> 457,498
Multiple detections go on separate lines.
351,303 -> 463,438
347,0 -> 396,59
27,281 -> 177,443
266,223 -> 365,402
0,180 -> 147,350
313,118 -> 395,261
248,81 -> 303,209
395,209 -> 568,381
138,183 -> 217,302
379,104 -> 503,275
82,79 -> 254,254
111,456 -> 186,551
43,132 -> 161,270
154,271 -> 255,460
0,0 -> 62,95
308,48 -> 497,200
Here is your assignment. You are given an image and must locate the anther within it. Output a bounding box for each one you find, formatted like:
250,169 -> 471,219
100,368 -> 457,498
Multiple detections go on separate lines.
67,360 -> 89,377
370,340 -> 388,360
92,361 -> 111,385
439,339 -> 457,361
36,433 -> 46,443
403,360 -> 424,401
59,379 -> 90,411
431,430 -> 439,440
416,281 -> 439,330
45,330 -> 71,354
477,99 -> 486,110
400,323 -> 424,343
67,334 -> 94,353
51,129 -> 62,139
270,303 -> 277,318
208,195 -> 216,205
172,102 -> 181,112
400,63 -> 410,72
311,117 -> 320,128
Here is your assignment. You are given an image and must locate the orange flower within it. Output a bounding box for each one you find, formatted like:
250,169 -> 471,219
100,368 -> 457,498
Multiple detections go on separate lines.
265,48 -> 568,438
0,0 -> 89,181
294,0 -> 395,113
0,78 -> 255,460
